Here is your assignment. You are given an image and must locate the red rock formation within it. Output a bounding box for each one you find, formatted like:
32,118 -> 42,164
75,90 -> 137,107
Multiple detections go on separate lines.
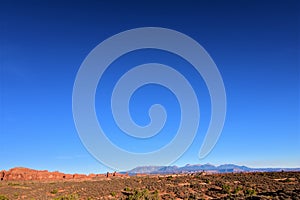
105,171 -> 128,178
0,167 -> 72,181
0,167 -> 128,181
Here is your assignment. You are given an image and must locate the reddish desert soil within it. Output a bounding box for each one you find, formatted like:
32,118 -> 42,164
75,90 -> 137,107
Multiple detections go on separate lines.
0,171 -> 299,199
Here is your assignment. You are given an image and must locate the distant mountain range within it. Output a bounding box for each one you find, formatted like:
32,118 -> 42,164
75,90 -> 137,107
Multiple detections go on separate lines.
127,164 -> 300,174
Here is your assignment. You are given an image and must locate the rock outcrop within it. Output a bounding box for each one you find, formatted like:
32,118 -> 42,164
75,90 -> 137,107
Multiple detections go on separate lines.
0,167 -> 128,181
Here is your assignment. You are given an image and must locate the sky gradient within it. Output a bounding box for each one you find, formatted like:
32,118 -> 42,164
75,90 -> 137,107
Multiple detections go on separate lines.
1,0 -> 299,173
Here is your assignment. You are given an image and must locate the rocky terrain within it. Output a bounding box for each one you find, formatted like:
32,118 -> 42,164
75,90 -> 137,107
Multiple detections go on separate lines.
0,169 -> 299,199
0,168 -> 127,181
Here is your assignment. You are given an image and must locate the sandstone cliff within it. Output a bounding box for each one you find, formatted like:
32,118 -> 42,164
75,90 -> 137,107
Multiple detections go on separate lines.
0,167 -> 127,181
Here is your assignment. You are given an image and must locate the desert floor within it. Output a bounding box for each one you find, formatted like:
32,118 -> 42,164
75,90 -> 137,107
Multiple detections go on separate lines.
0,171 -> 299,199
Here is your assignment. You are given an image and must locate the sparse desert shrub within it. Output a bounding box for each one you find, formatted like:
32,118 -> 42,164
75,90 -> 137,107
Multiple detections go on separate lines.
52,194 -> 79,200
50,189 -> 58,194
194,174 -> 201,179
233,186 -> 243,194
222,184 -> 231,194
0,195 -> 9,200
204,179 -> 211,184
111,191 -> 116,196
284,178 -> 292,182
124,187 -> 131,191
152,190 -> 160,200
126,189 -> 159,200
245,188 -> 256,196
190,183 -> 199,189
7,182 -> 20,186
188,193 -> 197,199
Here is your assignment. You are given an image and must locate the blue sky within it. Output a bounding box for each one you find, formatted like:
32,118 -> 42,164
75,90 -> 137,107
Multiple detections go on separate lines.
1,0 -> 299,174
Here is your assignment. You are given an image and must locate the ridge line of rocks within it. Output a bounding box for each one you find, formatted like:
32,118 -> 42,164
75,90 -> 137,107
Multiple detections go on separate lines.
0,167 -> 128,181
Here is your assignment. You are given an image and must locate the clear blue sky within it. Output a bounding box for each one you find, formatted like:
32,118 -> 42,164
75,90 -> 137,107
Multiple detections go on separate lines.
1,0 -> 299,174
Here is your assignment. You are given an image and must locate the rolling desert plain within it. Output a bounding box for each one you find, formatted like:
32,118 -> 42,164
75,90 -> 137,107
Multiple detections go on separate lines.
0,166 -> 299,199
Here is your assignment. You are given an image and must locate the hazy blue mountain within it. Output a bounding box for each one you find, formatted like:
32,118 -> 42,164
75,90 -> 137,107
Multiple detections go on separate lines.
128,166 -> 163,174
127,164 -> 300,174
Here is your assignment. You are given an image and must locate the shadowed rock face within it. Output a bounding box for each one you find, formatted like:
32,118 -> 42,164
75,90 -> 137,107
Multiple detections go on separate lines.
0,167 -> 128,181
0,171 -> 4,180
